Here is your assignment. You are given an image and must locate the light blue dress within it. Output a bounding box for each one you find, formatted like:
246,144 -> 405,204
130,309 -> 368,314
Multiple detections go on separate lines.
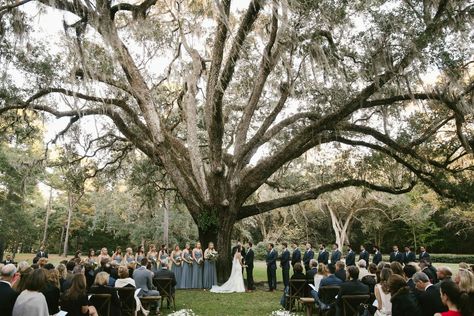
148,253 -> 158,272
180,251 -> 193,289
191,249 -> 203,289
171,252 -> 183,289
203,251 -> 218,289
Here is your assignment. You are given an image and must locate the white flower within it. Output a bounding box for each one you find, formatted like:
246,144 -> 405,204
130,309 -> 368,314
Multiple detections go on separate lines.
270,309 -> 299,316
167,309 -> 197,316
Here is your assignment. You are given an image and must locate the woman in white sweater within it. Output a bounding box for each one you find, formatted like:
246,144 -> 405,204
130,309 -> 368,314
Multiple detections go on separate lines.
12,269 -> 49,316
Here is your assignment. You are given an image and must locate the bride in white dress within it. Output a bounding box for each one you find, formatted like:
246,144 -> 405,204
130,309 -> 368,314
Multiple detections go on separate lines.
210,247 -> 246,293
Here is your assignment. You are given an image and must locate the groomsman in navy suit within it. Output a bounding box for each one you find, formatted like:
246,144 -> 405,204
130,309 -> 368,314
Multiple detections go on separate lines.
345,245 -> 356,266
419,246 -> 430,261
303,243 -> 314,272
280,242 -> 290,287
359,245 -> 369,263
317,244 -> 329,265
330,243 -> 342,264
291,243 -> 301,268
390,245 -> 404,264
266,243 -> 278,291
404,246 -> 416,264
373,246 -> 382,265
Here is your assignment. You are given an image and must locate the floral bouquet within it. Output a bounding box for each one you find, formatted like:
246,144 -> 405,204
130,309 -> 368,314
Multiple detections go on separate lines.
197,257 -> 204,265
175,257 -> 182,266
206,250 -> 219,261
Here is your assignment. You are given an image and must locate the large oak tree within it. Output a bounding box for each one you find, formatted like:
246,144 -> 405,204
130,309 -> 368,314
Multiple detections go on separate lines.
1,0 -> 473,278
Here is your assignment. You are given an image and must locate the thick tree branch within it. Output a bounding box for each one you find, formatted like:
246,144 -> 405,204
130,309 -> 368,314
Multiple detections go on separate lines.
238,179 -> 416,219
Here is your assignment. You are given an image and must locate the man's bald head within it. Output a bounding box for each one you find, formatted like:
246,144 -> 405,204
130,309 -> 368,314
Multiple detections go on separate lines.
436,266 -> 452,281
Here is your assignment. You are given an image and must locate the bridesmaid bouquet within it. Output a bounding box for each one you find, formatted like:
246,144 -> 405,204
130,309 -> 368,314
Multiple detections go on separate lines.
205,250 -> 219,261
175,257 -> 182,266
197,257 -> 204,265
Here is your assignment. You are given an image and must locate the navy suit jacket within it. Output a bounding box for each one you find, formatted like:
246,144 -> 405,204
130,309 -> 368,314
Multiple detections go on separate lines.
0,281 -> 18,316
320,274 -> 343,287
303,250 -> 314,267
317,250 -> 329,265
336,280 -> 369,309
359,250 -> 369,263
330,250 -> 341,263
245,248 -> 254,268
345,250 -> 356,266
373,252 -> 382,264
266,249 -> 277,270
291,248 -> 301,266
281,249 -> 290,269
419,252 -> 430,261
417,285 -> 447,316
404,251 -> 416,264
390,251 -> 404,263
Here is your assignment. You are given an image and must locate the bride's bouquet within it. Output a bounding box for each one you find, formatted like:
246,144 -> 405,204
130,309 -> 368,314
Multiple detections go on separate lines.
205,250 -> 219,261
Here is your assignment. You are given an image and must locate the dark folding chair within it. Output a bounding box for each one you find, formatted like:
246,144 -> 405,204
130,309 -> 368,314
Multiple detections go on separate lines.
341,294 -> 370,316
116,287 -> 137,316
318,285 -> 341,316
153,278 -> 176,311
89,293 -> 111,316
288,279 -> 308,311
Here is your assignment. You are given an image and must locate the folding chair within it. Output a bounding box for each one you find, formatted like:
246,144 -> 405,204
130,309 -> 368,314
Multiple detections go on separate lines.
288,279 -> 307,311
341,294 -> 370,316
318,285 -> 341,316
116,287 -> 137,316
153,277 -> 176,311
89,293 -> 111,316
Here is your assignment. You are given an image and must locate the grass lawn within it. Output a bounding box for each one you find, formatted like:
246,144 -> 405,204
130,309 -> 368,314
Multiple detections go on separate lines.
6,253 -> 469,315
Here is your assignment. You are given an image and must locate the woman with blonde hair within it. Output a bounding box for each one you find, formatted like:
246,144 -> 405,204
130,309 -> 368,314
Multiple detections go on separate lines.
314,263 -> 327,290
455,268 -> 474,293
89,272 -> 121,315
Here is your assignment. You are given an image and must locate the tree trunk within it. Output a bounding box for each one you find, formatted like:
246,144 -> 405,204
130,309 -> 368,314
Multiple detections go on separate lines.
162,196 -> 169,246
42,188 -> 53,246
63,191 -> 73,257
197,210 -> 235,283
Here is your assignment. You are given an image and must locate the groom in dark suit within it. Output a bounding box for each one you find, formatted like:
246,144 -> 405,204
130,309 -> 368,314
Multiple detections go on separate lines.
280,242 -> 290,288
266,243 -> 277,291
245,242 -> 255,291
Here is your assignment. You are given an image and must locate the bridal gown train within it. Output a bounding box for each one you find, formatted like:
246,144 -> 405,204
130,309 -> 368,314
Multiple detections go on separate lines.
210,255 -> 245,293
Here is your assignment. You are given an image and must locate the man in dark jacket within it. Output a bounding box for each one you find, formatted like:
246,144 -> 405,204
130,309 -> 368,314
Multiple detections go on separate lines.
403,246 -> 416,264
372,246 -> 382,265
291,243 -> 301,268
359,245 -> 369,263
280,242 -> 291,288
330,243 -> 341,264
336,266 -> 370,316
389,245 -> 404,264
419,246 -> 430,261
154,261 -> 177,294
305,259 -> 318,281
245,242 -> 255,291
0,264 -> 18,316
403,264 -> 417,292
345,245 -> 356,267
266,243 -> 278,291
317,244 -> 329,265
413,272 -> 447,316
303,243 -> 314,272
334,261 -> 346,282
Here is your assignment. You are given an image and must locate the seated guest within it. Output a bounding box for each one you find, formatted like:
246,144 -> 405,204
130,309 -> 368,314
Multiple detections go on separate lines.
357,259 -> 369,280
12,268 -> 49,316
389,274 -> 422,316
435,280 -> 474,316
154,260 -> 177,295
435,266 -> 453,289
390,261 -> 405,277
320,263 -> 344,287
0,264 -> 19,316
115,265 -> 136,288
89,272 -> 121,316
313,263 -> 327,290
133,258 -> 160,297
41,269 -> 60,316
335,266 -> 370,316
60,274 -> 98,316
61,261 -> 76,292
420,260 -> 437,284
38,258 -> 48,269
290,263 -> 306,280
458,262 -> 469,270
374,268 -> 392,316
454,268 -> 474,293
83,263 -> 95,290
361,263 -> 377,293
403,264 -> 417,292
95,259 -> 116,286
305,259 -> 318,281
413,271 -> 447,316
56,264 -> 67,292
335,261 -> 346,282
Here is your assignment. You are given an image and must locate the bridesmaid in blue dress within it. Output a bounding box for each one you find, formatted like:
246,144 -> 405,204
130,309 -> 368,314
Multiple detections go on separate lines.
191,242 -> 204,289
135,245 -> 145,263
159,244 -> 169,267
124,247 -> 135,263
180,243 -> 193,289
203,242 -> 218,289
112,246 -> 123,264
170,245 -> 183,288
147,244 -> 159,272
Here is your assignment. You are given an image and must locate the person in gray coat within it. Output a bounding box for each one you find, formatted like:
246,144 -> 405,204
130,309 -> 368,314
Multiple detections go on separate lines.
133,258 -> 160,298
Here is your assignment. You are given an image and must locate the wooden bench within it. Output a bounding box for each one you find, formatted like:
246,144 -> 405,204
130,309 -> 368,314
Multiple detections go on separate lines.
300,297 -> 315,316
139,296 -> 161,316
